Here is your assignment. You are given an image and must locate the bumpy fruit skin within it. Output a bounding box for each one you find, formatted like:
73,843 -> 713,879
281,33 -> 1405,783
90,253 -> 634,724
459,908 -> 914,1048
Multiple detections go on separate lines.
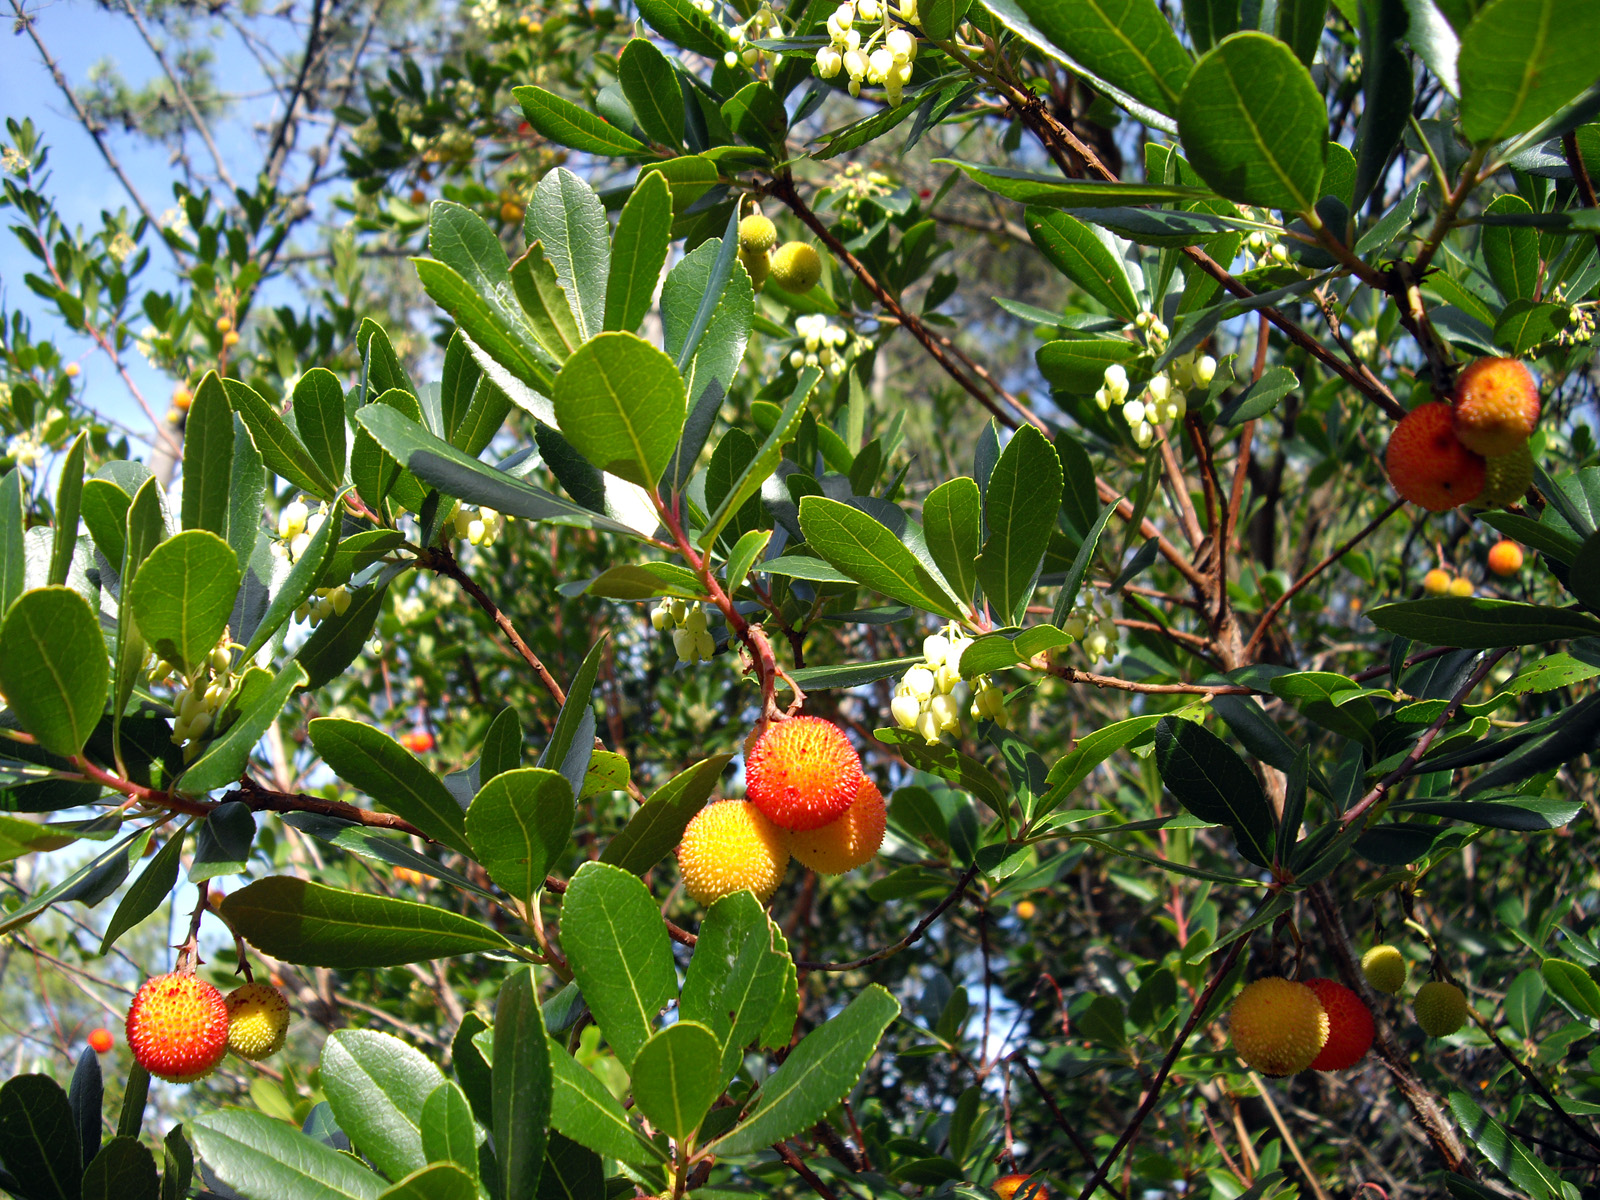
1476,444 -> 1534,508
745,715 -> 864,831
1453,357 -> 1540,457
678,800 -> 790,904
739,246 -> 770,291
1448,576 -> 1474,598
1361,944 -> 1408,995
1305,979 -> 1374,1070
1422,568 -> 1452,595
1386,403 -> 1486,511
126,973 -> 230,1083
1488,540 -> 1524,576
791,778 -> 886,874
770,242 -> 823,294
226,982 -> 291,1061
1414,980 -> 1469,1037
87,1028 -> 113,1054
738,213 -> 778,255
993,1175 -> 1050,1199
1228,977 -> 1329,1076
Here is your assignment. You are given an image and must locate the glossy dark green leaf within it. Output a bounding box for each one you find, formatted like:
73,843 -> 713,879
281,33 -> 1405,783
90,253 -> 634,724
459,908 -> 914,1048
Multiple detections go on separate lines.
1482,194 -> 1540,302
188,1108 -> 382,1200
494,967 -> 551,1200
958,624 -> 1075,676
680,890 -> 788,1084
221,875 -> 514,967
0,1075 -> 81,1200
634,0 -> 729,57
128,530 -> 241,675
977,426 -> 1063,625
1217,365 -> 1299,426
1024,209 -> 1141,320
69,1045 -> 102,1167
49,432 -> 85,587
1036,338 -> 1143,392
698,367 -> 814,549
618,39 -> 685,149
79,478 -> 130,570
1542,958 -> 1600,1022
1457,0 -> 1600,143
81,1136 -> 157,1200
379,1165 -> 477,1200
552,331 -> 686,491
228,414 -> 267,571
239,493 -> 343,661
510,243 -> 581,367
189,800 -> 257,883
560,862 -> 677,1069
0,470 -> 24,615
1495,300 -> 1567,355
322,1028 -> 445,1184
177,375 -> 232,542
1177,33 -> 1326,210
630,1021 -> 721,1141
707,984 -> 900,1157
536,636 -> 607,800
419,1083 -> 478,1181
0,586 -> 107,757
1366,597 -> 1600,647
416,260 -> 558,409
295,568 -> 398,690
1391,795 -> 1582,830
923,477 -> 982,608
798,496 -> 964,620
293,369 -> 349,489
606,172 -> 672,334
548,1039 -> 658,1165
1007,0 -> 1192,115
465,768 -> 574,905
527,168 -> 610,342
1153,716 -> 1275,867
99,825 -> 185,954
223,379 -> 336,499
1448,1088 -> 1565,1200
310,717 -> 471,854
514,85 -> 647,156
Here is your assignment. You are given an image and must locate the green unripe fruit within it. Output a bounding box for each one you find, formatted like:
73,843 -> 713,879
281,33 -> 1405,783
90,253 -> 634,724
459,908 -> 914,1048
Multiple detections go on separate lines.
1475,443 -> 1534,508
739,213 -> 778,255
739,246 -> 770,291
1361,944 -> 1407,995
1413,980 -> 1469,1037
770,241 -> 823,294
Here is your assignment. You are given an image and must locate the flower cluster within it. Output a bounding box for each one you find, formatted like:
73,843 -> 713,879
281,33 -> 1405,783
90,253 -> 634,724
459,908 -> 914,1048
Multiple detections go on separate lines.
1095,349 -> 1215,448
275,497 -> 324,562
452,504 -> 505,547
723,4 -> 778,69
5,431 -> 42,471
298,586 -> 352,625
149,639 -> 236,760
1,146 -> 28,175
816,0 -> 919,104
790,314 -> 852,376
890,627 -> 1009,742
652,599 -> 716,665
1552,286 -> 1596,347
1062,598 -> 1120,666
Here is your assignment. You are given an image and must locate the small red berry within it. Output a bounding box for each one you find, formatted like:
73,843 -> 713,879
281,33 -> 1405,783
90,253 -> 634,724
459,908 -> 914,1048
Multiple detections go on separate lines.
398,729 -> 435,754
87,1028 -> 114,1054
1304,978 -> 1374,1071
126,973 -> 229,1083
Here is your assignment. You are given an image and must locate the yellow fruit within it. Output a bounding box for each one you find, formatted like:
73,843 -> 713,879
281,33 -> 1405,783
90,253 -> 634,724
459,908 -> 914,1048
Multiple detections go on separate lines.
1452,357 -> 1540,458
790,779 -> 885,874
215,316 -> 233,334
738,213 -> 778,255
1228,977 -> 1328,1076
225,982 -> 292,1061
739,246 -> 770,291
770,241 -> 823,293
1448,576 -> 1474,598
63,362 -> 80,378
1422,568 -> 1452,595
1487,540 -> 1524,576
1360,944 -> 1408,995
677,799 -> 790,904
223,330 -> 241,347
1414,980 -> 1469,1037
1476,444 -> 1534,508
173,386 -> 194,410
993,1175 -> 1050,1199
500,200 -> 525,223
1015,899 -> 1037,920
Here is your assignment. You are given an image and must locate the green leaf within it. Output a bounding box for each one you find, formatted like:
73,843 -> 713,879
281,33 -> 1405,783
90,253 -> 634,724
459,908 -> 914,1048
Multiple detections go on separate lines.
552,331 -> 687,491
0,470 -> 25,615
494,967 -> 551,1200
921,0 -> 973,39
1456,0 -> 1600,144
420,1083 -> 479,1180
537,636 -> 607,800
586,563 -> 708,602
178,661 -> 307,794
630,1021 -> 722,1141
1542,958 -> 1600,1022
799,497 -> 964,619
1177,32 -> 1326,210
239,493 -> 343,661
179,375 -> 234,542
707,984 -> 900,1158
322,1029 -> 446,1185
698,367 -> 816,549
228,414 -> 267,572
510,244 -> 581,367
560,861 -> 678,1070
159,1124 -> 190,1200
111,479 -> 163,741
923,477 -> 982,608
1025,208 -> 1142,321
355,407 -> 643,536
220,876 -> 514,967
293,369 -> 349,490
1038,713 -> 1176,806
379,1165 -> 477,1200
310,718 -> 471,855
1392,795 -> 1582,830
514,85 -> 647,156
1218,365 -> 1298,426
49,433 -> 85,587
725,528 -> 772,593
188,1108 -> 383,1200
99,825 -> 185,954
527,168 -> 611,343
600,754 -> 732,875
82,1136 -> 159,1200
128,530 -> 241,675
1036,338 -> 1143,392
1482,194 -> 1540,302
1448,1089 -> 1565,1200
958,624 -> 1075,676
415,260 -> 557,408
606,172 -> 672,334
80,477 -> 130,570
441,330 -> 484,444
1495,300 -> 1567,355
480,705 -> 524,786
1365,597 -> 1600,647
1050,495 -> 1119,626
0,1075 -> 81,1200
465,768 -> 575,905
680,890 -> 788,1085
1007,0 -> 1192,115
223,379 -> 337,499
1153,717 -> 1276,867
548,1040 -> 659,1166
0,587 -> 107,758
634,0 -> 730,57
977,426 -> 1063,625
721,82 -> 786,155
618,39 -> 685,149
295,569 -> 398,690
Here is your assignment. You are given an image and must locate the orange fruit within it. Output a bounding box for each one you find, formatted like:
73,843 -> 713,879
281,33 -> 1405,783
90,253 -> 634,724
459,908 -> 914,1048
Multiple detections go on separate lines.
1386,403 -> 1485,511
126,973 -> 229,1083
745,716 -> 863,831
1452,357 -> 1539,457
790,778 -> 886,874
1487,540 -> 1524,576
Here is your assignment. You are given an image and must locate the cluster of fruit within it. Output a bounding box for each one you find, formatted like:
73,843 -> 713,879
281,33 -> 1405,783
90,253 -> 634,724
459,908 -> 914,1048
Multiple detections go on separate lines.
651,597 -> 717,665
677,717 -> 885,904
1362,943 -> 1470,1037
737,214 -> 823,296
124,972 -> 292,1084
890,627 -> 1009,741
1386,357 -> 1540,512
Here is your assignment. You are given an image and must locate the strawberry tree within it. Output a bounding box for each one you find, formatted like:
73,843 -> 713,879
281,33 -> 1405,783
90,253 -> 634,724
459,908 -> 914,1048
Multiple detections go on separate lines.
1,0 -> 1600,1196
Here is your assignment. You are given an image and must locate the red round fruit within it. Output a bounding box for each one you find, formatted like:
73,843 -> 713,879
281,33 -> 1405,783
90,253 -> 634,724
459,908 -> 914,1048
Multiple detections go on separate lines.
126,972 -> 230,1083
1386,403 -> 1486,511
87,1028 -> 113,1054
1304,978 -> 1374,1071
744,715 -> 863,831
398,729 -> 435,754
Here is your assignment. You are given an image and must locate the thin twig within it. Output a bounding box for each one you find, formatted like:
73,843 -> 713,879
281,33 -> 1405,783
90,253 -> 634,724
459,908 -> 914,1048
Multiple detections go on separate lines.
796,865 -> 978,971
119,0 -> 239,192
